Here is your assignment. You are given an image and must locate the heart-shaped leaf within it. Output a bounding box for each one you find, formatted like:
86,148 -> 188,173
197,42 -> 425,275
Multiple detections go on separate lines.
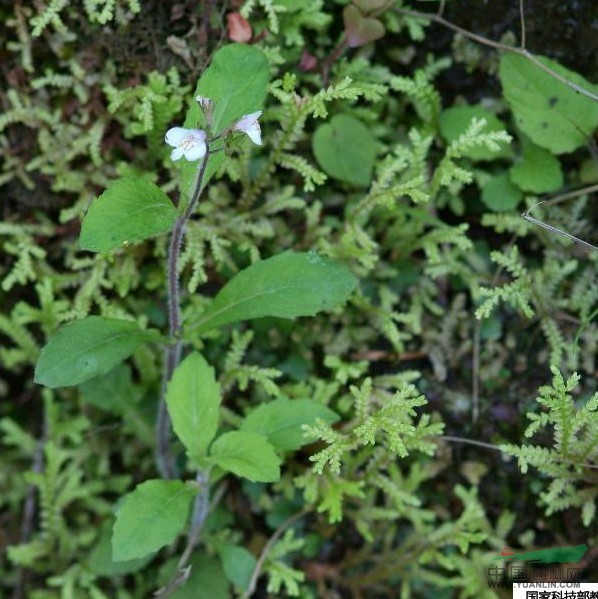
313,114 -> 377,186
343,5 -> 385,48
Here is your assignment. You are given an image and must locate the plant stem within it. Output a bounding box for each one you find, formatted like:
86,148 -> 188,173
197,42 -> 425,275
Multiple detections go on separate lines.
156,152 -> 211,479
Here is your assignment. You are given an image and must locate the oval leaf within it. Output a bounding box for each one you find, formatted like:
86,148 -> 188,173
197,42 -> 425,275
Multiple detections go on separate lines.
80,178 -> 176,252
481,173 -> 523,213
509,139 -> 563,193
313,114 -> 376,186
112,480 -> 196,562
439,105 -> 511,161
34,316 -> 159,389
208,431 -> 281,482
189,44 -> 269,135
499,54 -> 598,154
193,251 -> 357,335
241,398 -> 339,451
166,352 -> 221,458
218,544 -> 256,591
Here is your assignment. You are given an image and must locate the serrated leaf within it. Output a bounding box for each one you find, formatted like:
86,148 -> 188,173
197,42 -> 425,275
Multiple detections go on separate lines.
241,398 -> 339,451
34,317 -> 159,389
193,251 -> 357,335
313,114 -> 377,186
80,178 -> 176,252
218,544 -> 256,591
87,523 -> 152,577
208,431 -> 281,482
499,54 -> 598,154
509,140 -> 563,193
166,352 -> 221,458
481,173 -> 523,212
439,105 -> 511,161
112,480 -> 196,562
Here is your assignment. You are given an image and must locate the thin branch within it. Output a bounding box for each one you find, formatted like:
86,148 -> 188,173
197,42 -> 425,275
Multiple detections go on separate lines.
394,6 -> 598,103
520,184 -> 598,253
243,509 -> 310,598
156,151 -> 212,479
518,0 -> 526,49
438,435 -> 598,470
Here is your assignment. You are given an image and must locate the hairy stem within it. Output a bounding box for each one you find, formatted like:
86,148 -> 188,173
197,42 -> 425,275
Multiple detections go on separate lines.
156,152 -> 211,479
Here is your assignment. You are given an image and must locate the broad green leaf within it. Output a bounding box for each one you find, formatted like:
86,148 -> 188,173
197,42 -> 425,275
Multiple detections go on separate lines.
208,431 -> 281,482
34,317 -> 159,389
218,544 -> 256,591
165,352 -> 221,458
241,398 -> 339,451
509,140 -> 563,193
481,173 -> 522,212
313,114 -> 376,186
188,44 -> 269,135
80,178 -> 176,252
112,480 -> 196,562
193,251 -> 357,335
170,552 -> 229,599
79,365 -> 153,445
87,523 -> 152,576
79,364 -> 140,412
499,54 -> 598,154
439,105 -> 511,161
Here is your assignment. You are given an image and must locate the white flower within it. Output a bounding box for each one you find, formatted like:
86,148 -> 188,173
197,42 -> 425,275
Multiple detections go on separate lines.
232,111 -> 262,145
165,127 -> 207,161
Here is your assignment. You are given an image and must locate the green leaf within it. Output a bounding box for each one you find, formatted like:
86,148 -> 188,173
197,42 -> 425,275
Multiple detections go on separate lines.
194,251 -> 357,335
208,431 -> 281,482
481,173 -> 523,212
87,523 -> 152,577
176,44 -> 268,204
79,364 -> 153,445
112,480 -> 196,562
34,317 -> 159,389
170,552 -> 229,599
439,105 -> 511,161
188,44 -> 269,135
218,544 -> 256,591
166,352 -> 221,458
241,398 -> 339,451
313,114 -> 376,186
79,364 -> 140,412
80,178 -> 176,252
509,140 -> 563,193
499,54 -> 598,154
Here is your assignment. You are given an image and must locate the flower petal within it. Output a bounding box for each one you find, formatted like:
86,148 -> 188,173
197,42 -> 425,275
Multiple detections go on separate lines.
184,140 -> 207,161
165,127 -> 189,147
234,111 -> 262,132
171,146 -> 185,161
244,123 -> 262,145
